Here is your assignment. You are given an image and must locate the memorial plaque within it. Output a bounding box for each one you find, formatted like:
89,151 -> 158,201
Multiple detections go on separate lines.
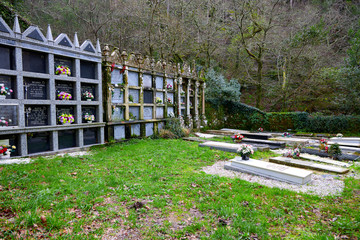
129,107 -> 140,120
22,49 -> 47,73
146,123 -> 154,137
143,74 -> 152,88
26,105 -> 48,126
0,45 -> 14,70
27,132 -> 50,154
156,76 -> 163,89
156,107 -> 164,119
80,60 -> 96,79
112,88 -> 124,103
112,106 -> 124,121
114,125 -> 125,140
144,107 -> 153,120
144,90 -> 153,104
56,106 -> 75,125
83,128 -> 98,145
128,71 -> 139,86
131,124 -> 141,136
0,104 -> 17,126
129,89 -> 139,103
24,78 -> 48,100
81,83 -> 96,100
111,67 -> 123,84
156,92 -> 164,103
58,129 -> 76,149
54,56 -> 74,76
167,107 -> 174,117
55,81 -> 74,100
0,75 -> 15,99
82,106 -> 96,123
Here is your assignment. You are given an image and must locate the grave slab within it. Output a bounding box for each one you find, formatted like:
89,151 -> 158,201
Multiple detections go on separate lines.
195,133 -> 217,138
270,137 -> 311,145
199,141 -> 258,153
224,157 -> 312,185
330,137 -> 360,145
299,153 -> 352,168
242,138 -> 285,149
301,148 -> 359,161
269,157 -> 349,174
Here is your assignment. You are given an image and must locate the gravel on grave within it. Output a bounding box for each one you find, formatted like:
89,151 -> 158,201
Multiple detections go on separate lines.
201,161 -> 346,197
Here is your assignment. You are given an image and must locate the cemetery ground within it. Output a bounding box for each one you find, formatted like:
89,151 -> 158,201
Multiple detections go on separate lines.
0,139 -> 360,239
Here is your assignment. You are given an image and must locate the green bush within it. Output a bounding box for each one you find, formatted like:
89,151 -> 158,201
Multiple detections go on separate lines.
163,118 -> 186,138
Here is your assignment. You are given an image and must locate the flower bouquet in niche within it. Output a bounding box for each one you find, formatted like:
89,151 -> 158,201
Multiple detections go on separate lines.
0,145 -> 16,159
55,65 -> 71,76
237,144 -> 254,160
82,91 -> 94,101
283,148 -> 300,158
57,91 -> 72,100
0,117 -> 12,127
84,113 -> 95,123
167,98 -> 172,104
0,85 -> 13,99
232,133 -> 244,143
58,113 -> 74,125
258,127 -> 263,132
156,97 -> 163,104
166,83 -> 173,90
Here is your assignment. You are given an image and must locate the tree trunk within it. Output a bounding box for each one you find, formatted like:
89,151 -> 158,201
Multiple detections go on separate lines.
256,60 -> 263,109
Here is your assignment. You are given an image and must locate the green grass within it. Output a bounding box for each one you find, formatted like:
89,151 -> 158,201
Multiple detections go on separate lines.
0,139 -> 359,239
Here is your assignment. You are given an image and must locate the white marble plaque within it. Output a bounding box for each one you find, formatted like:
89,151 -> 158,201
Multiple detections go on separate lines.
112,107 -> 124,121
111,67 -> 123,84
144,107 -> 153,120
156,92 -> 164,103
146,123 -> 154,136
156,107 -> 164,118
167,107 -> 174,117
129,107 -> 140,120
114,125 -> 125,140
129,89 -> 140,103
131,124 -> 141,136
112,88 -> 124,103
143,74 -> 152,88
128,71 -> 139,86
156,76 -> 164,89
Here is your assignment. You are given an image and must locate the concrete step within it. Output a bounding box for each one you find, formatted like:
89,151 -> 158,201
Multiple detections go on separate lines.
225,157 -> 312,185
269,156 -> 349,174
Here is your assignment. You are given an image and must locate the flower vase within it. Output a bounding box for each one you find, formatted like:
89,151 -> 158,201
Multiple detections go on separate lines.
241,155 -> 249,160
87,99 -> 92,102
0,95 -> 6,100
0,152 -> 11,159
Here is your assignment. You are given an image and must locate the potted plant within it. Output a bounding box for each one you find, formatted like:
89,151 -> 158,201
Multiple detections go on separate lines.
0,117 -> 12,127
232,133 -> 244,143
0,85 -> 13,100
258,127 -> 264,132
58,113 -> 75,125
237,144 -> 254,160
84,113 -> 95,123
0,145 -> 16,159
55,65 -> 71,76
329,143 -> 342,160
57,91 -> 72,100
156,97 -> 163,104
166,83 -> 173,90
82,91 -> 94,101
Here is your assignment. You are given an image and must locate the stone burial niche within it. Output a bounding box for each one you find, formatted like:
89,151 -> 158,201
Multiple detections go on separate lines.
102,46 -> 207,141
0,15 -> 104,158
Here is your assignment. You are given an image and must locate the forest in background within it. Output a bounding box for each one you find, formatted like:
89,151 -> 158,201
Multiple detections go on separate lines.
3,0 -> 360,114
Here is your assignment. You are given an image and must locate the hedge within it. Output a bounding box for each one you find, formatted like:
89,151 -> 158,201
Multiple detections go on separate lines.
206,99 -> 360,133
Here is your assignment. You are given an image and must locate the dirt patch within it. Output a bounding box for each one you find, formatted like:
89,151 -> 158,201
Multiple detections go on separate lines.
0,207 -> 16,218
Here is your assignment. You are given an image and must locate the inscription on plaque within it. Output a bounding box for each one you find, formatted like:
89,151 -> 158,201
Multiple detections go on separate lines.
146,123 -> 154,137
156,76 -> 163,89
156,107 -> 164,119
80,60 -> 96,79
131,124 -> 140,136
129,89 -> 139,103
0,75 -> 14,99
22,49 -> 47,73
112,107 -> 124,121
58,130 -> 76,149
111,67 -> 124,84
0,104 -> 17,126
143,74 -> 152,88
26,105 -> 48,126
112,88 -> 124,103
129,107 -> 140,120
0,45 -> 14,70
114,125 -> 125,140
54,56 -> 73,76
55,81 -> 74,99
84,128 -> 98,145
27,132 -> 50,154
128,71 -> 139,86
144,107 -> 153,120
266,164 -> 289,172
24,78 -> 48,100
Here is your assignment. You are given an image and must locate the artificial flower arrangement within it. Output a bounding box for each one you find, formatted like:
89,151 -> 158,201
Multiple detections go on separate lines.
58,113 -> 75,124
55,65 -> 71,76
319,138 -> 328,152
258,127 -> 263,132
283,132 -> 291,137
0,85 -> 13,96
0,145 -> 16,157
283,148 -> 301,158
0,117 -> 12,127
167,98 -> 172,104
336,133 -> 343,138
156,97 -> 163,104
57,91 -> 72,100
232,133 -> 244,143
166,83 -> 173,90
237,144 -> 254,160
180,90 -> 185,96
84,113 -> 95,122
82,91 -> 94,101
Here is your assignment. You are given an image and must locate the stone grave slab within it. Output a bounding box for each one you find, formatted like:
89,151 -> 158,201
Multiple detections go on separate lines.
145,123 -> 154,136
199,141 -> 258,153
143,74 -> 152,88
129,89 -> 139,103
224,157 -> 312,185
206,130 -> 235,136
112,88 -> 124,103
270,137 -> 311,145
112,107 -> 124,121
156,76 -> 163,89
183,137 -> 207,143
167,107 -> 174,117
144,107 -> 153,120
129,107 -> 140,120
114,125 -> 125,140
131,124 -> 140,136
242,138 -> 285,149
301,148 -> 359,161
269,156 -> 349,174
156,107 -> 164,118
111,67 -> 123,84
156,92 -> 164,103
195,133 -> 217,138
330,137 -> 360,145
128,71 -> 139,86
299,153 -> 352,168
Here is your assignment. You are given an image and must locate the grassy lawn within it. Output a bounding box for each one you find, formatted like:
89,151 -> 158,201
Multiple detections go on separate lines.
0,139 -> 359,239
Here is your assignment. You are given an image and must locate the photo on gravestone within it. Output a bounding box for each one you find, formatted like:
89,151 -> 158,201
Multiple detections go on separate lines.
0,45 -> 15,70
83,128 -> 98,145
143,90 -> 153,104
80,60 -> 96,79
0,75 -> 15,99
0,104 -> 18,126
24,78 -> 48,100
56,106 -> 75,125
54,55 -> 74,77
25,105 -> 48,127
0,134 -> 19,156
22,49 -> 47,73
27,132 -> 50,154
82,106 -> 96,123
58,129 -> 76,149
55,81 -> 74,100
81,83 -> 96,101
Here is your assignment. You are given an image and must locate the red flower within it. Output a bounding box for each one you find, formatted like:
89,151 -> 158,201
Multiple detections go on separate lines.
120,65 -> 126,74
111,63 -> 115,72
